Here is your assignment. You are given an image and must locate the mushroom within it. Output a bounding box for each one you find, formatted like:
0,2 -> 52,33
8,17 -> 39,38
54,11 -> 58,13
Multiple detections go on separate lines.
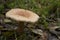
5,8 -> 39,33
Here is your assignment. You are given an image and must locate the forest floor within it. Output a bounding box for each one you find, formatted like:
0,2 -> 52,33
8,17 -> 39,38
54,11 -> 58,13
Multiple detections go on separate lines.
0,0 -> 60,40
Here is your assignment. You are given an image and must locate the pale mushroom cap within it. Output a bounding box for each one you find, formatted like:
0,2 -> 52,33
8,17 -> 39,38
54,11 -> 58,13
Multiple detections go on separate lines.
6,8 -> 39,23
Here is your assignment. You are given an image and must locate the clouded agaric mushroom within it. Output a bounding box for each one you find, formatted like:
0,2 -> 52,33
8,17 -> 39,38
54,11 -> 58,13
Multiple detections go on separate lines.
6,8 -> 39,33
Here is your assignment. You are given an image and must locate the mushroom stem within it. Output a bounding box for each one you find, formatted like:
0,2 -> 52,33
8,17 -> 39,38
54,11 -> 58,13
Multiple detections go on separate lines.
17,22 -> 24,33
